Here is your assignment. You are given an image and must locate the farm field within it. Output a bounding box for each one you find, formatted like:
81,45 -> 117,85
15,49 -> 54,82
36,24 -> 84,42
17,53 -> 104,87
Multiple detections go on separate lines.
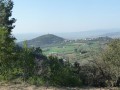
42,39 -> 108,63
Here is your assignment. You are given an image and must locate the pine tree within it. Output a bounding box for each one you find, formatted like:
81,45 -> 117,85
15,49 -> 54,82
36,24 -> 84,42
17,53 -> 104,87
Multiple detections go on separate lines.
0,0 -> 16,46
0,0 -> 16,80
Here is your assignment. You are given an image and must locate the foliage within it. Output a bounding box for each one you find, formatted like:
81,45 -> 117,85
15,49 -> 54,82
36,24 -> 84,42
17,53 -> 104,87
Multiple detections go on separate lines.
102,39 -> 120,86
0,0 -> 16,39
0,0 -> 16,80
47,56 -> 82,87
17,41 -> 36,81
19,34 -> 65,48
27,76 -> 45,86
79,39 -> 120,87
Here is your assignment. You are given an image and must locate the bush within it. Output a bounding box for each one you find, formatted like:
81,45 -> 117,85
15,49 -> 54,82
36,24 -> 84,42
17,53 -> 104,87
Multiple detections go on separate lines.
47,56 -> 82,87
27,76 -> 45,86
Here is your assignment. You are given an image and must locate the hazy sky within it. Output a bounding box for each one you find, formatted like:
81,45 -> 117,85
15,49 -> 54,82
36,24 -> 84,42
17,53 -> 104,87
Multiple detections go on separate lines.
12,0 -> 120,34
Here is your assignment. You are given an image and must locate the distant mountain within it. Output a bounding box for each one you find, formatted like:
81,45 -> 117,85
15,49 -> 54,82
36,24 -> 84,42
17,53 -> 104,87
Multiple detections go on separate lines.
100,32 -> 120,38
18,34 -> 65,48
15,29 -> 120,41
56,29 -> 120,39
14,33 -> 42,42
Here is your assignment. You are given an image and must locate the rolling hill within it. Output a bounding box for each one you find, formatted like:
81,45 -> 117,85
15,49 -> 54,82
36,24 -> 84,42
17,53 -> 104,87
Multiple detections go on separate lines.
18,34 -> 65,48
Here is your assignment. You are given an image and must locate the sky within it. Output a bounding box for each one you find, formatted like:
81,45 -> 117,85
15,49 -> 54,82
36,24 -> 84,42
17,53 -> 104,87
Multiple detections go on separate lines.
12,0 -> 120,34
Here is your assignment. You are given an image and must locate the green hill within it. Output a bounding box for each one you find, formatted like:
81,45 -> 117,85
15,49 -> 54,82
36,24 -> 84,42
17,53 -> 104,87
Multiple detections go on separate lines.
18,34 -> 65,48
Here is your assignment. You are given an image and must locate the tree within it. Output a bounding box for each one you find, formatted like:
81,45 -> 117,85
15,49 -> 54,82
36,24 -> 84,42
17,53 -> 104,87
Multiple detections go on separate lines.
0,0 -> 16,31
19,42 -> 36,81
47,56 -> 82,86
0,0 -> 16,56
102,39 -> 120,86
0,0 -> 16,80
0,0 -> 16,49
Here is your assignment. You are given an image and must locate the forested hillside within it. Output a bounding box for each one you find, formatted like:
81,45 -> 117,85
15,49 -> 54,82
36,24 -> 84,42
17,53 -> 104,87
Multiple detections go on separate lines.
18,34 -> 65,48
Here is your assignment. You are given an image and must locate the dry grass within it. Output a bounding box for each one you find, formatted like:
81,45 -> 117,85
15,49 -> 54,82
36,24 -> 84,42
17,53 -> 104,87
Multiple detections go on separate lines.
0,82 -> 119,90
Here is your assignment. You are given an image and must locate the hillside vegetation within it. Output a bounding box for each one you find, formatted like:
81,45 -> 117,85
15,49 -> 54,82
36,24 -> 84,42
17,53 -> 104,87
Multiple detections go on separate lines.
19,34 -> 65,48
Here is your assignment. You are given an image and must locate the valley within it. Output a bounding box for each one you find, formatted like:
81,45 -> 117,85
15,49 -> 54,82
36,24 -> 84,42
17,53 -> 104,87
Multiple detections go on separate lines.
18,34 -> 113,64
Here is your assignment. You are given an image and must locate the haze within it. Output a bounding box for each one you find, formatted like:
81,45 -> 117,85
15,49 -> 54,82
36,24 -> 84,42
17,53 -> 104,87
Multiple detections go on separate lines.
12,0 -> 120,34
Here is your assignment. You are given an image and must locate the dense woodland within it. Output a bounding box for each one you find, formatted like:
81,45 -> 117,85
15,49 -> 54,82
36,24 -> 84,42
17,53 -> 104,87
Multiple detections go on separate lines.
0,0 -> 120,88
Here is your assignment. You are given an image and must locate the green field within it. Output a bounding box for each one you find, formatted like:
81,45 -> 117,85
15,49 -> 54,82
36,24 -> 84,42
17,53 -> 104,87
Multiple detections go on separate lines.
42,40 -> 106,63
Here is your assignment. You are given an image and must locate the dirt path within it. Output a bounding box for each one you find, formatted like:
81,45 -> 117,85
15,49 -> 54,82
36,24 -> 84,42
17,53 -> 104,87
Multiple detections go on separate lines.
0,83 -> 119,90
